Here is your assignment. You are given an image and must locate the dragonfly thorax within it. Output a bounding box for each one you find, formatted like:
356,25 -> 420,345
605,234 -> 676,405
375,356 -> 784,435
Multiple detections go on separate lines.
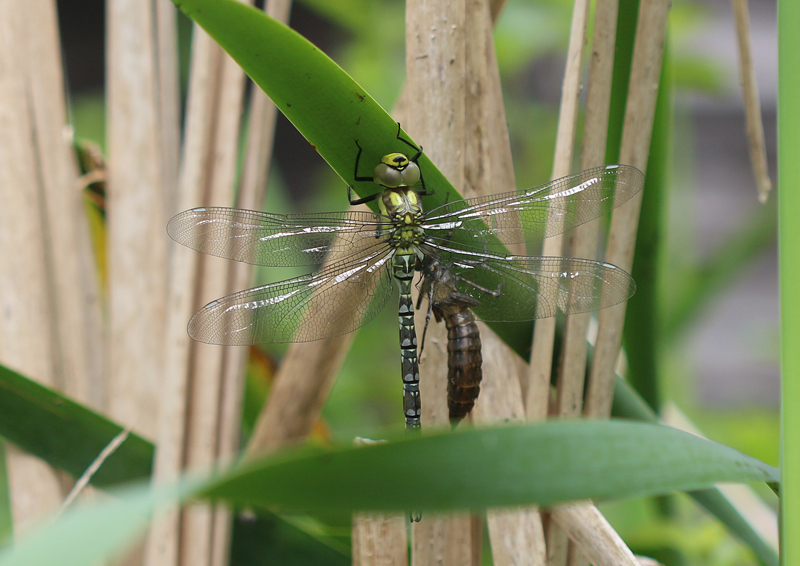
379,187 -> 427,251
373,152 -> 421,188
379,186 -> 423,218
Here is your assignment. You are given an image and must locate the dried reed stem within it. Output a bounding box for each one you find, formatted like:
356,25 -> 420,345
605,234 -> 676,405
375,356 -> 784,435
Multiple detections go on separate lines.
0,0 -> 99,536
522,0 -> 591,562
562,0 -> 620,427
180,41 -> 248,566
586,0 -> 671,418
404,1 -> 478,563
107,0 -> 175,438
550,503 -> 640,566
208,6 -> 291,563
732,0 -> 772,203
551,0 -> 640,562
145,22 -> 219,566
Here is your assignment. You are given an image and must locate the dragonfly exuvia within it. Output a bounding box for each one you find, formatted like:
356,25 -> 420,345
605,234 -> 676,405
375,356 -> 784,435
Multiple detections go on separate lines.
418,256 -> 486,425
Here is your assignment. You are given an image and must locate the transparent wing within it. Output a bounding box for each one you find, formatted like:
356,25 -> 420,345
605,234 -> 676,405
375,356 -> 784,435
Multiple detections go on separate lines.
421,165 -> 644,246
168,207 -> 389,267
421,244 -> 635,321
188,248 -> 397,345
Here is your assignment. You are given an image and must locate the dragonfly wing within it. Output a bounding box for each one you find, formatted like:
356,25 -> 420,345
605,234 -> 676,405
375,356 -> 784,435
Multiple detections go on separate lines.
429,251 -> 636,321
422,165 -> 644,246
188,248 -> 396,345
168,207 -> 388,266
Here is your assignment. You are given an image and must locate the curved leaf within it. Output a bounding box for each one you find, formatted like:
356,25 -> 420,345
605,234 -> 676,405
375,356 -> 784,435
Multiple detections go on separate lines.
0,364 -> 153,487
202,421 -> 778,514
174,0 -> 458,209
0,421 -> 778,565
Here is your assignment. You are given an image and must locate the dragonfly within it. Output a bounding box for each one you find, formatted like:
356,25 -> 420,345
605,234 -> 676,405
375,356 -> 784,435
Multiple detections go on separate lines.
167,132 -> 644,431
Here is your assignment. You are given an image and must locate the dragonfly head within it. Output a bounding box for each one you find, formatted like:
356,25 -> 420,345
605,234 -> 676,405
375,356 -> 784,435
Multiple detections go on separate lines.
373,152 -> 421,188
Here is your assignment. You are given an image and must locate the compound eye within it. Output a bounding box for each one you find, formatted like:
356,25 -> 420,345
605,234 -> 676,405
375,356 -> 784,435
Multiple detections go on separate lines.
400,161 -> 420,187
374,163 -> 403,188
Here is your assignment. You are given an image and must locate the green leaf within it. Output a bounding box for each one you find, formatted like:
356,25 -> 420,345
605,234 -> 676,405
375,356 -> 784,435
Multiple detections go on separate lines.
230,510 -> 351,565
2,362 -> 775,564
623,38 -> 673,411
175,0 -> 457,208
778,0 -> 800,559
0,442 -> 11,544
0,421 -> 777,565
202,421 -> 778,515
0,364 -> 153,487
0,481 -> 194,566
689,489 -> 778,566
612,378 -> 778,565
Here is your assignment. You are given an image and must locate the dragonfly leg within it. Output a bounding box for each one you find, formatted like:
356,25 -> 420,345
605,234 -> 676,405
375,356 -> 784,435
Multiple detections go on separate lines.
456,273 -> 503,297
417,283 -> 444,359
393,122 -> 432,197
349,140 -> 381,205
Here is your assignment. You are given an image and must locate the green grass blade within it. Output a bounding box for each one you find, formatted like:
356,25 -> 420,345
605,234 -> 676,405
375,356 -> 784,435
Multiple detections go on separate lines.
0,420 -> 778,565
230,510 -> 351,565
0,481 -> 193,566
611,375 -> 659,422
173,0 -> 458,210
613,377 -> 779,563
778,0 -> 800,561
623,36 -> 673,411
559,354 -> 780,559
689,488 -> 779,566
0,364 -> 153,487
605,0 -> 639,163
0,442 -> 10,544
202,421 -> 778,515
3,352 -> 759,566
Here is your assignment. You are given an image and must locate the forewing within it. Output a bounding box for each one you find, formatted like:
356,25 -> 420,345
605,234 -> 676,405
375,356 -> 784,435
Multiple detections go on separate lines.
168,207 -> 388,266
188,248 -> 396,345
435,252 -> 636,321
422,165 -> 644,246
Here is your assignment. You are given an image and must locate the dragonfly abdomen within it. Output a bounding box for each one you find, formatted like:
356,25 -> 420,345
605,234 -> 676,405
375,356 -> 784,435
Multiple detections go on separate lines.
438,306 -> 482,425
394,253 -> 421,429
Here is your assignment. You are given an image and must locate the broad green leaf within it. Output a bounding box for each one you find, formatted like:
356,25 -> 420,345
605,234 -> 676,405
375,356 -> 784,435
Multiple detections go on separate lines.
230,511 -> 351,565
612,377 -> 778,566
175,0 -> 458,210
0,442 -> 10,544
0,364 -> 153,487
689,488 -> 778,566
0,481 -> 192,566
201,421 -> 778,514
0,420 -> 778,565
2,362 -> 773,564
